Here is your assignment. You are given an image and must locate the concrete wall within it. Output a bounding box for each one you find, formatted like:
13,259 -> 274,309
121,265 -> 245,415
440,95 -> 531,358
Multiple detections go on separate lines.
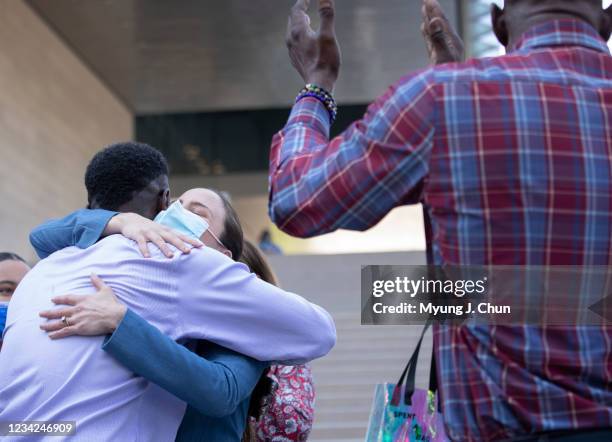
0,1 -> 133,261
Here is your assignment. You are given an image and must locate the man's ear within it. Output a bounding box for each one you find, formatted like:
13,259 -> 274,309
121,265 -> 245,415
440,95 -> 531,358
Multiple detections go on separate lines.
491,3 -> 509,47
158,189 -> 170,212
600,4 -> 612,42
222,249 -> 232,259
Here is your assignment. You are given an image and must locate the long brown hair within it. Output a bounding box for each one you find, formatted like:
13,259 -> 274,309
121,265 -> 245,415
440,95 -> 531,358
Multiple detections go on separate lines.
239,240 -> 277,442
240,240 -> 278,286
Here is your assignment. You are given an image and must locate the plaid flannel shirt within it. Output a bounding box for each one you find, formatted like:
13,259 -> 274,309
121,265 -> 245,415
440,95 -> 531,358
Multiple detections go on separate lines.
269,19 -> 612,441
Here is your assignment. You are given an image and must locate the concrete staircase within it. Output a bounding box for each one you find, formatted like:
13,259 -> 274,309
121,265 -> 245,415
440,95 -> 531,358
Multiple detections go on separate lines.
308,313 -> 432,441
268,252 -> 431,441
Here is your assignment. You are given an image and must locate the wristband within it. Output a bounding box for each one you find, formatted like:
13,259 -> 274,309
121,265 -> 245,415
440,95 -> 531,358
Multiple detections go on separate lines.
295,83 -> 338,124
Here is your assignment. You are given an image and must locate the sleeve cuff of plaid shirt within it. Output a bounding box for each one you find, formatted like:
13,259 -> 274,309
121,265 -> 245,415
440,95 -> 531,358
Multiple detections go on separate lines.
275,96 -> 332,166
288,96 -> 332,138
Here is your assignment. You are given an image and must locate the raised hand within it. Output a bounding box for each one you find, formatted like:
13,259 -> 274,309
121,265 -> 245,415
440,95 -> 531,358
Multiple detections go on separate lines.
286,0 -> 341,92
421,0 -> 465,65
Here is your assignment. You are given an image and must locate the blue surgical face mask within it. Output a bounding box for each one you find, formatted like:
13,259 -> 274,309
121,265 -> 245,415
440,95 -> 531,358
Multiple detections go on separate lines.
154,201 -> 209,240
0,302 -> 9,338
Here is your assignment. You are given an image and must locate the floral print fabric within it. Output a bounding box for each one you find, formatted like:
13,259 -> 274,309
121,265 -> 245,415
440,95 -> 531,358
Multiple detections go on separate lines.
253,364 -> 314,441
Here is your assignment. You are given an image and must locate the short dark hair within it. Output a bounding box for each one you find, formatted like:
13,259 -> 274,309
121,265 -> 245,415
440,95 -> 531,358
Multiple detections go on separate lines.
213,190 -> 243,261
0,252 -> 27,264
85,142 -> 168,211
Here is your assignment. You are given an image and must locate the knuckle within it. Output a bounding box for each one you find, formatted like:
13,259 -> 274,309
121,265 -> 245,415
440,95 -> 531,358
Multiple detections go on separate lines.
430,29 -> 445,43
289,29 -> 302,42
320,6 -> 334,19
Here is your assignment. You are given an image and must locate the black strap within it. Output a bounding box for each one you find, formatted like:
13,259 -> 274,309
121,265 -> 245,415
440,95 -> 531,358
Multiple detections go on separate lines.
392,207 -> 439,407
391,319 -> 431,406
404,324 -> 428,402
429,346 -> 437,392
422,206 -> 442,409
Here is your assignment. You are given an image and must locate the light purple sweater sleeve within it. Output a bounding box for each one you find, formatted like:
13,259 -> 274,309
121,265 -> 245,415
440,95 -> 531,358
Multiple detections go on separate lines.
174,247 -> 336,364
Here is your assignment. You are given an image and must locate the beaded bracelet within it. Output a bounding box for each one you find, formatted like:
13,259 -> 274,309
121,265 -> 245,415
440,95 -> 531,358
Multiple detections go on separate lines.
295,83 -> 338,124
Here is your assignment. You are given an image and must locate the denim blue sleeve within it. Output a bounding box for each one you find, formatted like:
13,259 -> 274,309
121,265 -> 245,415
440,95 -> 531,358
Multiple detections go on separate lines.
29,208 -> 118,259
102,309 -> 267,417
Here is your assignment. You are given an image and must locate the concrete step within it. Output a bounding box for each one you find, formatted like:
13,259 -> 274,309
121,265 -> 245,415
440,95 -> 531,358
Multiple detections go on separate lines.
314,408 -> 372,424
326,340 -> 424,354
314,383 -> 380,396
316,394 -> 377,408
309,439 -> 363,442
309,439 -> 364,442
313,363 -> 411,376
309,422 -> 368,440
314,369 -> 430,388
315,402 -> 373,414
311,352 -> 412,366
312,360 -> 410,374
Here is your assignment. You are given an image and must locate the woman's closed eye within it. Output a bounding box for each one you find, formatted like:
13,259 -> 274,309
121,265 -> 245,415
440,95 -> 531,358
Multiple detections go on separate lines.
0,282 -> 16,297
193,207 -> 212,221
185,202 -> 213,222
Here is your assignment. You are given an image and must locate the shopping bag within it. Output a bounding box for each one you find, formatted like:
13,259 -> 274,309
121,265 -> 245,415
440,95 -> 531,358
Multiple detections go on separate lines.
366,322 -> 448,442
